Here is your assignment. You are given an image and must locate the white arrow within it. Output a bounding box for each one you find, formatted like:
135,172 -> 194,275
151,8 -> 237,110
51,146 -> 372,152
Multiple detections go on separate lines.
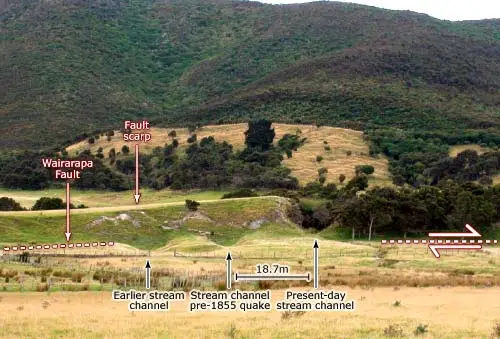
429,244 -> 482,258
428,224 -> 481,238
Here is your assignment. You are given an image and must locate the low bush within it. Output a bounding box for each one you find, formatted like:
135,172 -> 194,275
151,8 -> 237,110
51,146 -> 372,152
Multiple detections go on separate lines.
415,324 -> 428,335
185,199 -> 200,211
222,189 -> 258,199
0,197 -> 25,211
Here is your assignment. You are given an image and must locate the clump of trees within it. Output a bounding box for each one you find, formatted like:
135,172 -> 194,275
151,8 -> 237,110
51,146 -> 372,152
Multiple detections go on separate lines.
0,150 -> 128,191
32,197 -> 68,210
136,120 -> 300,191
355,165 -> 375,176
185,199 -> 200,211
332,181 -> 499,239
244,120 -> 275,150
277,133 -> 306,158
368,128 -> 500,187
222,189 -> 258,199
0,197 -> 25,211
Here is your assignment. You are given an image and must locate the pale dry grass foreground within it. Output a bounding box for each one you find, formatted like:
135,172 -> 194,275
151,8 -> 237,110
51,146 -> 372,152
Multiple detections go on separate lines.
0,287 -> 499,338
66,123 -> 390,185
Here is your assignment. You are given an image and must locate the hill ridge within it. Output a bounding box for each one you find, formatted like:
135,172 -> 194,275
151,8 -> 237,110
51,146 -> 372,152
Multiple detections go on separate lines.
0,0 -> 499,149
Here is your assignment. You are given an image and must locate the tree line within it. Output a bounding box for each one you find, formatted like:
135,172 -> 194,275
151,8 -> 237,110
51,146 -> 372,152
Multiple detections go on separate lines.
290,176 -> 500,239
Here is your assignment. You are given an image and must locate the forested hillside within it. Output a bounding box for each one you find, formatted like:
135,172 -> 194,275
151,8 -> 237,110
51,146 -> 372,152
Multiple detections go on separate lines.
1,0 -> 499,149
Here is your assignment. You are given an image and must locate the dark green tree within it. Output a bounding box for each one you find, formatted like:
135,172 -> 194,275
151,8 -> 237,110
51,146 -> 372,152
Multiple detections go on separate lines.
185,199 -> 200,211
32,197 -> 68,210
355,165 -> 375,175
121,145 -> 130,155
244,120 -> 275,151
0,197 -> 25,211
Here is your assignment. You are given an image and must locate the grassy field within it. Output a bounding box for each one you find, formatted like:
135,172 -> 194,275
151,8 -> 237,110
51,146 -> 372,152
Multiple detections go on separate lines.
0,196 -> 287,249
0,288 -> 499,338
1,235 -> 499,338
1,188 -> 499,338
0,188 -> 227,210
66,123 -> 391,186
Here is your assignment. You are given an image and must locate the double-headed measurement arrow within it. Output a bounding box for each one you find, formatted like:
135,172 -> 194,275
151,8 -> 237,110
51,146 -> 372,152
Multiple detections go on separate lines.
65,182 -> 72,242
313,240 -> 319,289
226,252 -> 232,289
134,144 -> 141,204
145,260 -> 151,289
235,273 -> 311,281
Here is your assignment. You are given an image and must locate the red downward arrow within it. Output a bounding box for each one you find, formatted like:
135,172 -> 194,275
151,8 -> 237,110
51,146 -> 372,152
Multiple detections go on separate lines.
65,182 -> 71,242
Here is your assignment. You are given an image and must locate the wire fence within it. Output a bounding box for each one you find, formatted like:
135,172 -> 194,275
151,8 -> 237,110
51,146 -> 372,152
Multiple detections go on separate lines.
1,244 -> 499,292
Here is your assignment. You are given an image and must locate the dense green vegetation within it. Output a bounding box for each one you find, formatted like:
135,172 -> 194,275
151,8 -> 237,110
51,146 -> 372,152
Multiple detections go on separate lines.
0,197 -> 285,249
1,117 -> 500,239
0,197 -> 25,211
129,120 -> 301,190
0,120 -> 302,191
283,176 -> 500,239
0,150 -> 128,190
0,0 -> 499,150
336,181 -> 500,239
368,128 -> 500,186
1,1 -> 500,242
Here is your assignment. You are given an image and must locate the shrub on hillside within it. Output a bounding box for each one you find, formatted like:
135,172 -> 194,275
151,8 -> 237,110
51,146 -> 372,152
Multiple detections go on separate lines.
32,197 -> 74,211
343,175 -> 369,192
185,200 -> 200,211
300,203 -> 333,230
339,174 -> 346,184
318,167 -> 328,176
121,145 -> 130,155
277,134 -> 307,156
222,189 -> 258,199
0,197 -> 25,211
355,165 -> 375,175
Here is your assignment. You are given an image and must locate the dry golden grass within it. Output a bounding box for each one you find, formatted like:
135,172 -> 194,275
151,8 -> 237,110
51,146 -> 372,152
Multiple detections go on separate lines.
277,125 -> 390,185
2,235 -> 500,338
448,144 -> 492,157
0,188 -> 226,209
66,123 -> 391,186
0,288 -> 499,338
493,174 -> 500,185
